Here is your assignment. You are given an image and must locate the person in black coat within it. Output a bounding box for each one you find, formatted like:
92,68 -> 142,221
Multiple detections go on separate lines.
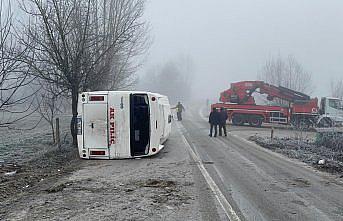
209,108 -> 220,137
172,102 -> 185,121
219,107 -> 228,136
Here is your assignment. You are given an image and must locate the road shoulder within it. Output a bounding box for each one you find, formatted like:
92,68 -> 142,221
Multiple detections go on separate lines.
3,125 -> 223,221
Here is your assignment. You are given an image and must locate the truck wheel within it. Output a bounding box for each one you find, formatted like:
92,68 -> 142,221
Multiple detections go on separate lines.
317,117 -> 333,128
298,119 -> 310,130
249,117 -> 263,127
232,115 -> 244,126
291,117 -> 311,130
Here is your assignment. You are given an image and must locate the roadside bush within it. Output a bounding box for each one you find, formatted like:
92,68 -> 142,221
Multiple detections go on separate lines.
315,132 -> 343,151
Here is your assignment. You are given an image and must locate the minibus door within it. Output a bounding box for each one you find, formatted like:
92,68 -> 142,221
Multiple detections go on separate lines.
83,99 -> 109,157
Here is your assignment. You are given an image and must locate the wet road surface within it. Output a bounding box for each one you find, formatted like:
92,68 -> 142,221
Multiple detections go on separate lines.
177,108 -> 343,221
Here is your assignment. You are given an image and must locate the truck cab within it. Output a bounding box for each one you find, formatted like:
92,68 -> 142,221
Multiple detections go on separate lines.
318,97 -> 343,127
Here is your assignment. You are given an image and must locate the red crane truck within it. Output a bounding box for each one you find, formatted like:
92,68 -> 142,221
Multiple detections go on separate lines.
211,81 -> 319,128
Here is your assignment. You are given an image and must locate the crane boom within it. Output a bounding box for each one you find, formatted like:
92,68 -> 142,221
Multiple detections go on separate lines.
220,81 -> 311,104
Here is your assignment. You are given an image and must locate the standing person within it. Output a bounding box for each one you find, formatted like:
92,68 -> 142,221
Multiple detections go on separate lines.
219,107 -> 228,136
172,101 -> 185,121
209,108 -> 220,137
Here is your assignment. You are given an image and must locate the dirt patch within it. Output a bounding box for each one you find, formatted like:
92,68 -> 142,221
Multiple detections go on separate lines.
289,178 -> 311,188
45,181 -> 74,193
2,167 -> 197,220
291,200 -> 306,206
130,179 -> 192,207
140,179 -> 176,188
249,135 -> 343,175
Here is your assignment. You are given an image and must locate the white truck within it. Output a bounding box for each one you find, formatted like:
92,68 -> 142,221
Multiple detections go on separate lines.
317,97 -> 343,127
77,91 -> 172,159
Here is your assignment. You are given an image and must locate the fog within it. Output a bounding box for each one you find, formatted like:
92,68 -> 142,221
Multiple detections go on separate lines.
4,0 -> 343,102
139,0 -> 343,102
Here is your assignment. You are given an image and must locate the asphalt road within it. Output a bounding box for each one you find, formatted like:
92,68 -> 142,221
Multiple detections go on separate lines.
178,107 -> 343,221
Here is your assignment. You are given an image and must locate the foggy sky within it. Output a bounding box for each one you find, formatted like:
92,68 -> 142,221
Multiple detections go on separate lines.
141,0 -> 343,101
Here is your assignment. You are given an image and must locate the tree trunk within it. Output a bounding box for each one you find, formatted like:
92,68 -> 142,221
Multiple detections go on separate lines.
56,117 -> 61,150
71,88 -> 79,148
51,121 -> 55,144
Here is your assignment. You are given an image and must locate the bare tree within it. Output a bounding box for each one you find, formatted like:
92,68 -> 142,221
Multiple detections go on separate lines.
80,0 -> 150,91
259,54 -> 313,94
140,56 -> 193,104
0,0 -> 36,127
331,79 -> 343,99
19,0 -> 150,146
34,79 -> 66,143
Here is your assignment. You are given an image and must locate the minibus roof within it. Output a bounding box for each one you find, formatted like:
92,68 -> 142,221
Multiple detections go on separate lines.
82,91 -> 166,98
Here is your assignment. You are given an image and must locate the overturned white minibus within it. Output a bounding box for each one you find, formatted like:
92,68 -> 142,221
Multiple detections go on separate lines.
77,91 -> 172,159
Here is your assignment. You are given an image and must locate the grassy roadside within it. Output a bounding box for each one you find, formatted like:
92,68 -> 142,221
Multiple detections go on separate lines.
0,145 -> 82,218
249,135 -> 343,176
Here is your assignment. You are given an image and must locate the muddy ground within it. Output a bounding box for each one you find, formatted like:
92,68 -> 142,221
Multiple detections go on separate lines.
0,146 -> 82,218
0,125 -> 221,221
0,114 -> 84,219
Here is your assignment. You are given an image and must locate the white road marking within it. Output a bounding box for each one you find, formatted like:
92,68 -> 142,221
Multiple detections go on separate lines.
199,107 -> 208,122
177,123 -> 241,221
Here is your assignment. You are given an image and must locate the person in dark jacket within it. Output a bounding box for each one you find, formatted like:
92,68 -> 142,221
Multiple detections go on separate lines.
219,107 -> 228,136
209,108 -> 220,137
172,102 -> 185,121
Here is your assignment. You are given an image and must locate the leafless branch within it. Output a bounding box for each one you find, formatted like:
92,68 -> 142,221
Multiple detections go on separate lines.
18,0 -> 150,146
258,54 -> 313,94
330,79 -> 343,99
0,0 -> 37,127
